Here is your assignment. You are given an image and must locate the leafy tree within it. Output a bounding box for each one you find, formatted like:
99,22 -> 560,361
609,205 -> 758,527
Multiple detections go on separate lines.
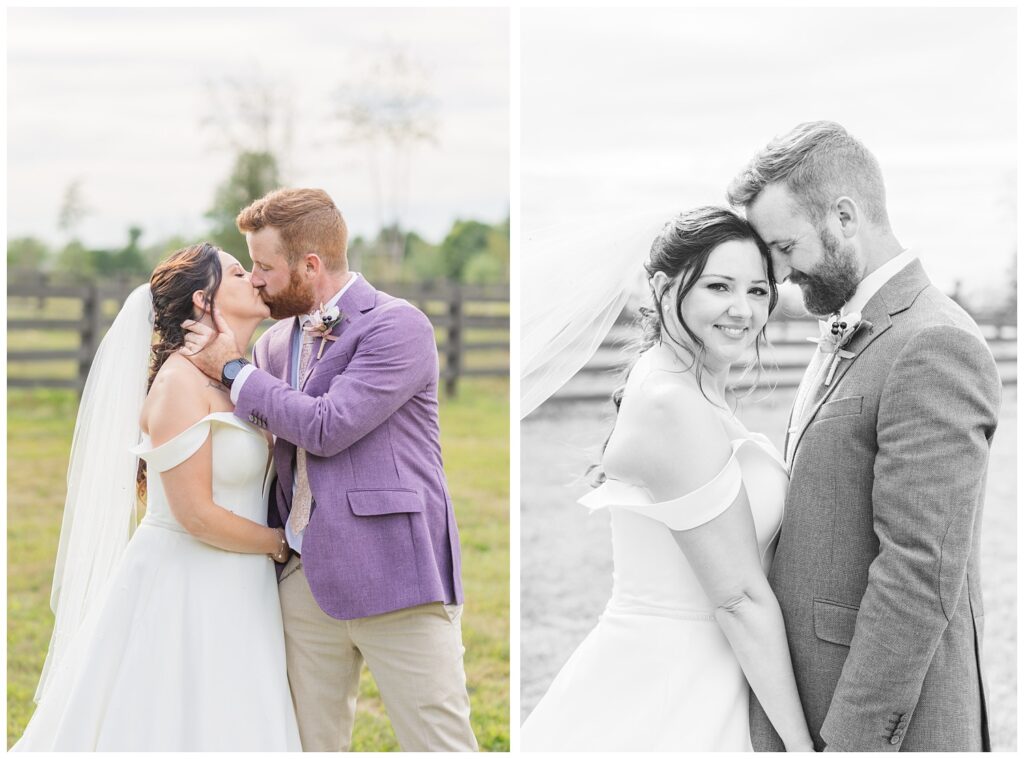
486,216 -> 510,280
7,236 -> 51,273
102,226 -> 149,279
54,240 -> 99,280
204,150 -> 281,266
463,251 -> 504,284
50,227 -> 151,282
405,232 -> 445,282
440,220 -> 490,282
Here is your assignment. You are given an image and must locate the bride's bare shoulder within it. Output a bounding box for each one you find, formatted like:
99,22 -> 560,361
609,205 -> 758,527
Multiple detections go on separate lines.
602,368 -> 732,496
140,354 -> 216,444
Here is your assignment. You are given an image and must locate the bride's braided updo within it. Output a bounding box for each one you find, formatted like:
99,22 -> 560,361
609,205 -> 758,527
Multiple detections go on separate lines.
136,242 -> 223,498
594,207 -> 778,483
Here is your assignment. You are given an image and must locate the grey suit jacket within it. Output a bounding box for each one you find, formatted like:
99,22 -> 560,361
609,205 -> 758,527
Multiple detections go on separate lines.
750,260 -> 1001,751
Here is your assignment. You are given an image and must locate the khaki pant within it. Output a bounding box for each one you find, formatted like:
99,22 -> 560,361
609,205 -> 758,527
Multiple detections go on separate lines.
278,555 -> 478,752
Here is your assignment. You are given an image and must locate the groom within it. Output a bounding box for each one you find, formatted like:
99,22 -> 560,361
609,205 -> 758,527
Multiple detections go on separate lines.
729,122 -> 1000,751
182,188 -> 477,752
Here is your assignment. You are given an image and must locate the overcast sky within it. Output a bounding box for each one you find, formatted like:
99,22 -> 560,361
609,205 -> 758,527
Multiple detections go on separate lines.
522,7 -> 1016,298
8,7 -> 509,249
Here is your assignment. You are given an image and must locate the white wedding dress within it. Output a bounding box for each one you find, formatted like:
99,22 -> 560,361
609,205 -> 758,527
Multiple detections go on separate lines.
13,412 -> 302,751
520,409 -> 787,752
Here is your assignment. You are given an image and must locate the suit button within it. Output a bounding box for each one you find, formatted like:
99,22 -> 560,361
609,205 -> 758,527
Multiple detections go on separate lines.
890,736 -> 901,745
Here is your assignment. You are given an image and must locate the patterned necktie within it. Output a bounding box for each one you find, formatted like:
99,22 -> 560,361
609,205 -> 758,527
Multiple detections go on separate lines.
288,329 -> 316,534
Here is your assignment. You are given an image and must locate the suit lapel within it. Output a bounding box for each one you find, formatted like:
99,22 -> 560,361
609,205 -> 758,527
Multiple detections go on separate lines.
298,275 -> 378,391
788,259 -> 931,461
263,318 -> 298,382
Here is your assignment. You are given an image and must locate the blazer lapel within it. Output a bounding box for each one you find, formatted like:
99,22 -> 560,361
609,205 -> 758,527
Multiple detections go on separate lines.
262,318 -> 298,382
299,275 -> 378,391
788,259 -> 931,461
299,321 -> 343,391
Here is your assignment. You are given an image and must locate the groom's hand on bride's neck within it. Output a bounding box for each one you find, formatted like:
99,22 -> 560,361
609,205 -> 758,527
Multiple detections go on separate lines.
180,307 -> 242,382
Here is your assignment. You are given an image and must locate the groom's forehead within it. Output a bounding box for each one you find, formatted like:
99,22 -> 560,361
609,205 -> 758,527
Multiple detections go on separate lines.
749,188 -> 804,235
250,227 -> 288,259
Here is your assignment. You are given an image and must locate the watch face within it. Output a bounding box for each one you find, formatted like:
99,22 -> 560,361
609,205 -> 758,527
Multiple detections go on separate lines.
223,359 -> 246,382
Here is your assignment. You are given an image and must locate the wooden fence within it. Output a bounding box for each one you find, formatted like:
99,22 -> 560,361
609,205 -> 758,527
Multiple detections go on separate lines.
6,277 -> 509,397
551,307 -> 1018,403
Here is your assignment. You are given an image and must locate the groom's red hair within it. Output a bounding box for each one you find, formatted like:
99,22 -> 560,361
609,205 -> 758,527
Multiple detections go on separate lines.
236,188 -> 349,272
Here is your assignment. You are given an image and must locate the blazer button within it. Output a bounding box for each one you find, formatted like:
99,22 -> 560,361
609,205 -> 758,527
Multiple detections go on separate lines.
890,734 -> 902,745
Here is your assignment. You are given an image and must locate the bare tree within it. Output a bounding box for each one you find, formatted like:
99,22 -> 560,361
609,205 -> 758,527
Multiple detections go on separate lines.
57,179 -> 91,241
201,68 -> 295,174
332,45 -> 440,264
200,69 -> 295,264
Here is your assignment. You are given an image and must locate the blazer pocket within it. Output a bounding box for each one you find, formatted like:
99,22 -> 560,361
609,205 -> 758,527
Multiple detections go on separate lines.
813,599 -> 859,647
816,395 -> 863,422
347,488 -> 424,516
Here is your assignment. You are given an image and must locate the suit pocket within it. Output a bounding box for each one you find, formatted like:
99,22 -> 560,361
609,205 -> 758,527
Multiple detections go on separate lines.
813,598 -> 860,646
816,395 -> 863,421
347,488 -> 424,516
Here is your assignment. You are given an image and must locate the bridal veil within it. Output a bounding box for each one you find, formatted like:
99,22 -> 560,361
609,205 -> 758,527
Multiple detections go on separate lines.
35,283 -> 153,701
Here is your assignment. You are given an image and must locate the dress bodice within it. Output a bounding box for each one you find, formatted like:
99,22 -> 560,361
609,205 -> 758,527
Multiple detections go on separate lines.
132,412 -> 273,533
579,422 -> 787,619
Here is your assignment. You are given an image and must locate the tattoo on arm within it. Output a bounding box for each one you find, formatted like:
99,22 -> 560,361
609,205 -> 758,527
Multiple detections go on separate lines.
206,381 -> 228,395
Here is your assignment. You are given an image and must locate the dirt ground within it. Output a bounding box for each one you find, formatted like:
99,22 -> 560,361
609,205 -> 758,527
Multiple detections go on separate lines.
520,386 -> 1017,750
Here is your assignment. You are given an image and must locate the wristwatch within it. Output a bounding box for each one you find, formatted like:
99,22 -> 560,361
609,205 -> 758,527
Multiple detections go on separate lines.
220,357 -> 251,389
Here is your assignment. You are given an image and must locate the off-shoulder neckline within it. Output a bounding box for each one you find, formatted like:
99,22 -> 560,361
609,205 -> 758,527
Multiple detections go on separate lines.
592,434 -> 786,507
135,411 -> 260,453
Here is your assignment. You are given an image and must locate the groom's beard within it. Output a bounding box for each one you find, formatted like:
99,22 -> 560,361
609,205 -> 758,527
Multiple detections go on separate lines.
792,226 -> 861,316
261,268 -> 317,319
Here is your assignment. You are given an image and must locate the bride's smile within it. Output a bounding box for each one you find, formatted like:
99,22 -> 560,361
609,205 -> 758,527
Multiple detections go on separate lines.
656,237 -> 772,378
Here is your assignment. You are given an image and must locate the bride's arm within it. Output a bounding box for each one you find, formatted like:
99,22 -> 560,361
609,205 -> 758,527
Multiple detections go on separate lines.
146,363 -> 287,561
607,382 -> 813,752
672,495 -> 811,752
159,437 -> 285,559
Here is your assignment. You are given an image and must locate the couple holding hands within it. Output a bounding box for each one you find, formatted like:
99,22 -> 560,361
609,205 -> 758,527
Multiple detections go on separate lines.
521,121 -> 1000,752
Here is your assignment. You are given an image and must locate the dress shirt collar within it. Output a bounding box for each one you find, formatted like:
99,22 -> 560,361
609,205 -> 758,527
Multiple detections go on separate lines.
842,249 -> 916,315
299,272 -> 360,327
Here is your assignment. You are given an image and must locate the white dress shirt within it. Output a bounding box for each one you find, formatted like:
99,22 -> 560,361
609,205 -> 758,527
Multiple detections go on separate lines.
787,250 -> 917,449
842,249 -> 917,316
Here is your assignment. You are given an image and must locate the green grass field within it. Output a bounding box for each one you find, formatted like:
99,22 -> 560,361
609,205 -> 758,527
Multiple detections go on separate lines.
6,378 -> 510,751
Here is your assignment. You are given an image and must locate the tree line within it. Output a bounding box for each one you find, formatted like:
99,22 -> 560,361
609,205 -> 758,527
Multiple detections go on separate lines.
8,151 -> 508,286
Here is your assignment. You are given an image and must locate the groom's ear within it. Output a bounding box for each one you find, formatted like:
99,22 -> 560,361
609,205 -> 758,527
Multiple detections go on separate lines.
303,253 -> 322,277
834,196 -> 860,239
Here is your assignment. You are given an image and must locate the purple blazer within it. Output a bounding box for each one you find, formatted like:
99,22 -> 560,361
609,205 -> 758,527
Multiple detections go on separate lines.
235,276 -> 463,620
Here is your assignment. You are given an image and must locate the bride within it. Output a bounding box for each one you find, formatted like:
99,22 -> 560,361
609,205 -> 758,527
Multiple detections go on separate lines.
13,242 -> 301,751
520,207 -> 813,751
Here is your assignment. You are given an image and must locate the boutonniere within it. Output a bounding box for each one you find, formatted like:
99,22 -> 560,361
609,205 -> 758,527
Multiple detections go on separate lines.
807,311 -> 873,387
303,303 -> 345,359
